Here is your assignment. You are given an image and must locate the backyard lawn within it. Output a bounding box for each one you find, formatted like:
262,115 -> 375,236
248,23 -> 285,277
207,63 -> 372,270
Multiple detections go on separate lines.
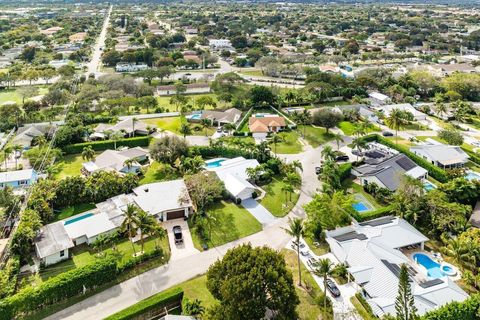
189,200 -> 262,251
38,235 -> 170,282
260,176 -> 300,217
54,203 -> 96,221
338,121 -> 380,136
155,93 -> 229,112
139,161 -> 182,185
0,86 -> 49,105
297,125 -> 334,148
272,131 -> 303,154
143,116 -> 216,136
53,153 -> 91,180
239,69 -> 264,77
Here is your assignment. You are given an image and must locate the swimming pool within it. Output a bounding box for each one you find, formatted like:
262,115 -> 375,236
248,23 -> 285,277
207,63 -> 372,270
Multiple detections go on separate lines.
64,213 -> 94,226
466,171 -> 480,181
352,194 -> 373,212
423,181 -> 436,191
205,158 -> 226,169
352,202 -> 369,212
186,113 -> 202,120
413,253 -> 456,279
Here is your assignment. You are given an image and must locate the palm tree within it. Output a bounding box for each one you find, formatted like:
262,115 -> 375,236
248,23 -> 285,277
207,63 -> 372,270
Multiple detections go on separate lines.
435,102 -> 447,119
136,210 -> 156,253
384,108 -> 405,145
313,258 -> 334,314
351,137 -> 367,162
2,145 -> 12,171
124,158 -> 135,173
291,160 -> 303,172
110,131 -> 123,150
151,224 -> 166,249
12,144 -> 22,170
223,123 -> 236,134
121,204 -> 140,256
81,146 -> 95,162
442,237 -> 468,270
332,133 -> 344,150
131,117 -> 138,137
285,90 -> 296,108
283,218 -> 304,286
270,133 -> 283,155
35,135 -> 47,147
180,123 -> 192,139
321,145 -> 335,161
200,118 -> 210,136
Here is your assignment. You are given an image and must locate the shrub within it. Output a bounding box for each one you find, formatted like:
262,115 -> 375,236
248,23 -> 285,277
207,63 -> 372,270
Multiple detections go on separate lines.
191,145 -> 256,161
117,248 -> 164,273
338,162 -> 352,181
62,136 -> 151,154
103,287 -> 184,320
421,294 -> 480,320
0,258 -> 117,320
351,205 -> 394,222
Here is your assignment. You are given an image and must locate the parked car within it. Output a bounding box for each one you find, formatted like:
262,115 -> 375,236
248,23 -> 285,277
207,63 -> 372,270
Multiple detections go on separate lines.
292,240 -> 305,248
307,257 -> 318,268
326,279 -> 341,297
173,226 -> 183,244
382,131 -> 394,137
300,250 -> 310,257
315,167 -> 322,175
335,155 -> 349,162
216,127 -> 222,133
471,140 -> 480,147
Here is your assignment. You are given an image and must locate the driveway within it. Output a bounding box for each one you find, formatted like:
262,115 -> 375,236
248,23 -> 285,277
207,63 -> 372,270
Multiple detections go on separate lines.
241,198 -> 276,226
162,219 -> 199,260
185,135 -> 210,146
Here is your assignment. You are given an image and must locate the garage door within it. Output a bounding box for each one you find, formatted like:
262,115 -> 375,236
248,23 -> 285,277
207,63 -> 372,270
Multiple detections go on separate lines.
166,209 -> 185,220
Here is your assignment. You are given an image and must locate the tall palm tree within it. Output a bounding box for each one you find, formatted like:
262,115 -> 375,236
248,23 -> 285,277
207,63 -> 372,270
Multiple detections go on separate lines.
136,210 -> 156,253
321,145 -> 335,161
124,158 -> 135,173
110,131 -> 123,150
285,90 -> 295,108
435,103 -> 447,119
442,237 -> 468,270
385,108 -> 405,145
131,117 -> 138,137
12,144 -> 22,170
291,160 -> 303,173
200,118 -> 210,136
283,218 -> 304,286
81,146 -> 95,162
332,133 -> 344,150
2,145 -> 12,171
180,123 -> 192,139
351,137 -> 367,162
121,204 -> 140,255
313,258 -> 334,314
270,133 -> 283,155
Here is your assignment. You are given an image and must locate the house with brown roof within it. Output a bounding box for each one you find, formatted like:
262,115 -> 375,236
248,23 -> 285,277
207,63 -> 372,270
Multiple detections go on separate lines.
248,115 -> 286,139
69,32 -> 87,43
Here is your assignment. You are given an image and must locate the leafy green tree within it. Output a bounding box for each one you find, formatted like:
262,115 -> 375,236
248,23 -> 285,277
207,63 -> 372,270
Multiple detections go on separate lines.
395,264 -> 417,320
438,129 -> 464,146
304,191 -> 353,231
182,298 -> 205,317
149,135 -> 188,165
179,123 -> 192,139
185,172 -> 224,211
206,244 -> 299,320
249,85 -> 275,106
283,217 -> 304,286
312,109 -> 343,134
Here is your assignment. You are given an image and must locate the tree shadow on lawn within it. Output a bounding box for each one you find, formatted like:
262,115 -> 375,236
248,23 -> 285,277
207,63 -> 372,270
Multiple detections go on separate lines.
208,209 -> 239,246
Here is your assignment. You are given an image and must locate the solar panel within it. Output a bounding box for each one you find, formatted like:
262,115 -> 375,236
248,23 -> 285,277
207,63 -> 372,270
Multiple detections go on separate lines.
381,259 -> 401,278
359,216 -> 395,227
419,279 -> 443,288
395,156 -> 416,171
333,231 -> 368,242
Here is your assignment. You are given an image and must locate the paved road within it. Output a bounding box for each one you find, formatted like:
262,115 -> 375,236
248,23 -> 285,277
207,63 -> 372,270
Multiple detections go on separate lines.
86,5 -> 112,77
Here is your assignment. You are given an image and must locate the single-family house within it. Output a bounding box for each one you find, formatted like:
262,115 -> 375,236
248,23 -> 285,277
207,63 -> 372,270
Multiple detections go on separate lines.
248,116 -> 286,139
375,103 -> 427,121
410,144 -> 469,169
92,118 -> 150,139
207,157 -> 260,201
341,104 -> 379,123
133,180 -> 193,221
352,153 -> 428,191
326,216 -> 468,318
188,108 -> 242,126
209,39 -> 234,51
35,222 -> 74,266
368,92 -> 391,106
40,26 -> 63,36
64,212 -> 117,246
115,63 -> 149,73
69,32 -> 87,43
0,169 -> 38,189
13,123 -> 56,148
82,147 -> 149,175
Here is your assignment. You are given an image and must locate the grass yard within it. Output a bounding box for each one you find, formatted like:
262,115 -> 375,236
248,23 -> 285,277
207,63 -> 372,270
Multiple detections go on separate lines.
139,161 -> 182,185
53,153 -> 92,180
155,93 -> 229,112
0,86 -> 49,105
143,116 -> 216,136
260,175 -> 300,217
402,122 -> 429,131
189,200 -> 262,251
283,249 -> 330,319
383,135 -> 414,147
297,125 -> 334,148
272,131 -> 303,154
54,203 -> 96,221
338,121 -> 380,136
342,178 -> 383,212
304,237 -> 330,256
350,295 -> 376,320
38,235 -> 170,282
239,69 -> 264,77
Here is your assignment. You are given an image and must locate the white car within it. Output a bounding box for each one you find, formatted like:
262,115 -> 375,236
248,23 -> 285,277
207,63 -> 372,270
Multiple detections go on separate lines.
471,141 -> 480,147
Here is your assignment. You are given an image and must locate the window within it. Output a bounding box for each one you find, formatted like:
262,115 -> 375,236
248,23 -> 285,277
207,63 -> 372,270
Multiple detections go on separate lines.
18,180 -> 28,186
60,250 -> 65,257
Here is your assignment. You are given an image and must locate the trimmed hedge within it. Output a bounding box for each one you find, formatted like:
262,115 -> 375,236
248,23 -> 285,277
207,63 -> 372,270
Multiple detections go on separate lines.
191,145 -> 257,161
104,287 -> 184,320
359,134 -> 448,183
0,258 -> 117,320
351,205 -> 394,222
421,294 -> 480,320
62,136 -> 151,154
339,162 -> 352,181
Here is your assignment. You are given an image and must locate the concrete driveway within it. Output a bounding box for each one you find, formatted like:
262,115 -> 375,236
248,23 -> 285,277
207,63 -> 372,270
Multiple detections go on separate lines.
241,199 -> 276,226
162,219 -> 199,260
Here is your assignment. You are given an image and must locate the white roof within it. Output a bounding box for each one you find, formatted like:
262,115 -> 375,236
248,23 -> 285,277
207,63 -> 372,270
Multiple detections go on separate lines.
223,174 -> 256,198
64,212 -> 117,240
0,169 -> 36,184
369,92 -> 390,101
380,103 -> 426,118
133,180 -> 192,215
83,147 -> 148,173
406,166 -> 428,179
410,144 -> 469,165
208,157 -> 260,181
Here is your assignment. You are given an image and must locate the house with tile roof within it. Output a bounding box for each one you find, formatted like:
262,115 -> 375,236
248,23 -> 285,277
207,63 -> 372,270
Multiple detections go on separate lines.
248,115 -> 286,139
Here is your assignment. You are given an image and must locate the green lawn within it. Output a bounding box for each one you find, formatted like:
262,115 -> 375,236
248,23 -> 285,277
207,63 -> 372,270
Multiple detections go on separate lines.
38,235 -> 170,282
272,131 -> 303,154
351,295 -> 376,320
0,86 -> 49,105
260,176 -> 300,217
143,116 -> 215,136
189,200 -> 262,251
53,153 -> 91,180
54,203 -> 96,221
297,125 -> 334,148
338,121 -> 380,136
139,161 -> 182,185
156,93 -> 229,112
342,178 -> 383,211
239,69 -> 264,77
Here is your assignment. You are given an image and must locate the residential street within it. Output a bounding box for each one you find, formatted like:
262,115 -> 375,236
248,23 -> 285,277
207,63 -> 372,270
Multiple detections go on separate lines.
85,5 -> 112,77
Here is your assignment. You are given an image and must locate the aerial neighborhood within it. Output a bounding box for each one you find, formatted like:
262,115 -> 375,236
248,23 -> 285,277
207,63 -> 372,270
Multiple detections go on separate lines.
0,2 -> 480,320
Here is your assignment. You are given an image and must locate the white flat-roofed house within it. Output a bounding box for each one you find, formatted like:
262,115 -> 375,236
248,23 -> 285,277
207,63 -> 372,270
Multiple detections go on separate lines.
368,92 -> 391,106
209,39 -> 234,51
374,103 -> 427,121
82,147 -> 149,175
115,63 -> 149,72
326,217 -> 468,318
63,212 -> 117,246
0,169 -> 38,190
92,118 -> 150,139
133,179 -> 193,221
35,222 -> 74,266
410,144 -> 469,169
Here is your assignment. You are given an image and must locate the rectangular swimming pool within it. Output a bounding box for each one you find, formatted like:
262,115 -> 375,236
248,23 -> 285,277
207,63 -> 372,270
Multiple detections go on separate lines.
64,213 -> 94,225
423,181 -> 436,191
466,171 -> 480,181
205,158 -> 226,169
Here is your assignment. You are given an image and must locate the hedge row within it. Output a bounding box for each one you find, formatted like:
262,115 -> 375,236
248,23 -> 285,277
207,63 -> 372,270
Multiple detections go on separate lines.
0,258 -> 118,320
62,136 -> 151,154
104,287 -> 184,320
464,149 -> 480,167
339,163 -> 352,181
421,294 -> 480,320
191,145 -> 256,161
359,134 -> 448,183
351,205 -> 394,222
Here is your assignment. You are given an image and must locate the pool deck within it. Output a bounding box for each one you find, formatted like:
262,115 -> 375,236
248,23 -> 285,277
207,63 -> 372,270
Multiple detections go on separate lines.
401,248 -> 462,282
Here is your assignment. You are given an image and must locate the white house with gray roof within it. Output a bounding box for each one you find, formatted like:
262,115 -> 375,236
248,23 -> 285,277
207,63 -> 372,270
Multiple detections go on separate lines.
410,144 -> 469,169
326,217 -> 468,317
82,147 -> 149,175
